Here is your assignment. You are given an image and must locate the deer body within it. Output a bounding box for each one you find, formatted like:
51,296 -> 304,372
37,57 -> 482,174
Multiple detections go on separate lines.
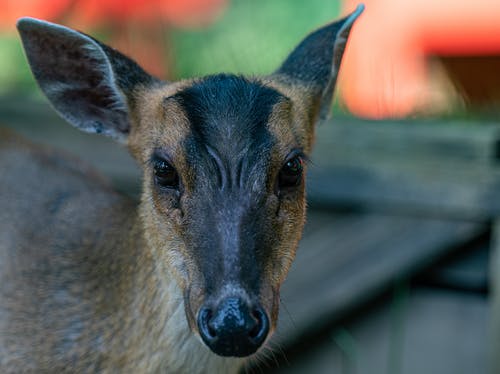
0,6 -> 363,373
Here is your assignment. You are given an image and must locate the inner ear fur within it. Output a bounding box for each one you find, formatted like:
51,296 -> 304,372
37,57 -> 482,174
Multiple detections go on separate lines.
17,17 -> 158,143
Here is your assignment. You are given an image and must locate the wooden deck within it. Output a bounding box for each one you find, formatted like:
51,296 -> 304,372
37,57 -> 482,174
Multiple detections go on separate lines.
0,96 -> 495,373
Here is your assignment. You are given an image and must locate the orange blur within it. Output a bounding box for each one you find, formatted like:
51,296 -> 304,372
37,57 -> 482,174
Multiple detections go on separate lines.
340,0 -> 500,118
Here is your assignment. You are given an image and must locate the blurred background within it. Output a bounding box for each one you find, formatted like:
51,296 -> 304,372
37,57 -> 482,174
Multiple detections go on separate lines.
2,0 -> 500,118
1,0 -> 500,373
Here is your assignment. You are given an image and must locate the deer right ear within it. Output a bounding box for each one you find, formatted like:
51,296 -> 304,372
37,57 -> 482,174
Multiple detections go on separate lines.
274,4 -> 364,123
17,18 -> 158,143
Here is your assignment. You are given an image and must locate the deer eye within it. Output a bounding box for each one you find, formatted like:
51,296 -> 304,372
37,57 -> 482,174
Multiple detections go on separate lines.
153,158 -> 179,189
278,155 -> 303,189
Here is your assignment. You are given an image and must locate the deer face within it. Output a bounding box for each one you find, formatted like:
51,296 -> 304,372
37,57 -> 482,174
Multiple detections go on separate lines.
17,4 -> 363,357
130,75 -> 308,356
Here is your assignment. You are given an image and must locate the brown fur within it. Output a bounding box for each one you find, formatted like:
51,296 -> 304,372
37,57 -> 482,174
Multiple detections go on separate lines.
0,128 -> 242,373
0,78 -> 306,373
1,6 -> 363,372
130,82 -> 304,334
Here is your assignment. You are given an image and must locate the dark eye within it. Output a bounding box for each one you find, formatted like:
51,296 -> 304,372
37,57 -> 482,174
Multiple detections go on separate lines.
278,156 -> 303,189
153,158 -> 179,189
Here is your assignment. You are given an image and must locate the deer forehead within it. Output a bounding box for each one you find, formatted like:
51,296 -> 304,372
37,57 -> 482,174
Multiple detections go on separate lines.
131,75 -> 301,174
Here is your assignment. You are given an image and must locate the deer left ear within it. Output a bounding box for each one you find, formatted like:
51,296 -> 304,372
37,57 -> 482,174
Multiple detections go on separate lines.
17,17 -> 158,143
274,4 -> 364,122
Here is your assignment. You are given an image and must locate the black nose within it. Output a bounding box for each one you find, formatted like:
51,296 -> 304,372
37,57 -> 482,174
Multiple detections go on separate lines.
197,297 -> 269,357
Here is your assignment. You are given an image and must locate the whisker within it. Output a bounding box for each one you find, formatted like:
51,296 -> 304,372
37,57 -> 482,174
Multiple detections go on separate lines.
280,298 -> 298,331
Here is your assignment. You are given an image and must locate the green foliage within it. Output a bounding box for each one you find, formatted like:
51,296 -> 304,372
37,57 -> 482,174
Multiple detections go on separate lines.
0,35 -> 39,94
0,1 -> 340,93
171,0 -> 340,79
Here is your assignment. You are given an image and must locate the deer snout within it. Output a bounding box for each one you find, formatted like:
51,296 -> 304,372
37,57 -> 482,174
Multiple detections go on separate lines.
197,297 -> 269,357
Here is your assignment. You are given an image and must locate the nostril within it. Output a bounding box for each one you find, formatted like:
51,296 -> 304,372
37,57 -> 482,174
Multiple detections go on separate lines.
249,307 -> 269,342
198,307 -> 216,341
249,310 -> 262,339
208,323 -> 216,338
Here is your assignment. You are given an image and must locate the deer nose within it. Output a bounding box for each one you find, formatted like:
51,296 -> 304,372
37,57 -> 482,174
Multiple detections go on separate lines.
197,297 -> 269,357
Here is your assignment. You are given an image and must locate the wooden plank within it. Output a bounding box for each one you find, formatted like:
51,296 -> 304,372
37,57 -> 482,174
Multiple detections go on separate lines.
416,242 -> 489,293
268,288 -> 488,374
307,161 -> 500,221
308,117 -> 500,220
314,117 -> 500,166
490,219 -> 500,374
275,210 -> 485,348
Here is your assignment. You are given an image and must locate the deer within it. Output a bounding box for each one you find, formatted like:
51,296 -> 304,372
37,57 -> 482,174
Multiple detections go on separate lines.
0,4 -> 364,373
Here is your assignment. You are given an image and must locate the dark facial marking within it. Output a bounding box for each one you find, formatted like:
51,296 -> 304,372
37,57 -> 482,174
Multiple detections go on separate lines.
172,74 -> 283,191
168,74 -> 285,300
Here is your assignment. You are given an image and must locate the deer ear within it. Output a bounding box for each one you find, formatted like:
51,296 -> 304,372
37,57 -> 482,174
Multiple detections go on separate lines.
275,4 -> 364,122
17,17 -> 158,143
